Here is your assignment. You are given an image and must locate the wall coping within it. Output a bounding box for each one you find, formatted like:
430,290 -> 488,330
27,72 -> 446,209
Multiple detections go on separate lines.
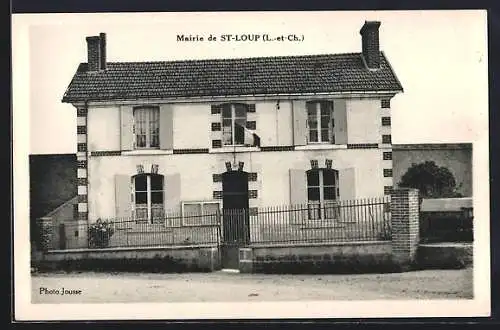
249,240 -> 390,249
419,242 -> 472,248
392,143 -> 472,151
420,197 -> 472,212
46,244 -> 218,254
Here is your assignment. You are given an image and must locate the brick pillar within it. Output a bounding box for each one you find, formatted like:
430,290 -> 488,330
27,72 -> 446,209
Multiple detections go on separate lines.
37,217 -> 53,252
390,188 -> 420,271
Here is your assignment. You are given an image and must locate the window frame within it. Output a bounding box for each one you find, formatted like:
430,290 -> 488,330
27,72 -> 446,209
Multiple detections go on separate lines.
133,106 -> 160,150
132,173 -> 164,224
306,101 -> 335,144
181,200 -> 221,226
221,103 -> 248,147
306,168 -> 340,221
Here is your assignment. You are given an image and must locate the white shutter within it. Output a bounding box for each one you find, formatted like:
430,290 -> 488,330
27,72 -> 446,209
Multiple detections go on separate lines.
339,167 -> 356,200
164,173 -> 181,213
292,101 -> 307,146
159,104 -> 174,150
115,174 -> 132,219
333,99 -> 348,145
289,169 -> 308,224
120,106 -> 134,151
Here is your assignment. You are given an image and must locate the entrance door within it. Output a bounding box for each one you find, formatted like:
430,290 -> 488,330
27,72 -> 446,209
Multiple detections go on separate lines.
221,170 -> 250,269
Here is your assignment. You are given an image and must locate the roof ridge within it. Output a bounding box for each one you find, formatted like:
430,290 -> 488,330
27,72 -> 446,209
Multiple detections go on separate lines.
99,52 -> 365,65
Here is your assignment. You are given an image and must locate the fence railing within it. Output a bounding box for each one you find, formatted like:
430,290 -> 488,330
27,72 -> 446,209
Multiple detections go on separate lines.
41,197 -> 392,251
248,197 -> 392,245
45,212 -> 221,250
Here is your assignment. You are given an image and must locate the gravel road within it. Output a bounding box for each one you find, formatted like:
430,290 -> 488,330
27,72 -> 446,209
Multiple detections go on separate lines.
31,268 -> 473,303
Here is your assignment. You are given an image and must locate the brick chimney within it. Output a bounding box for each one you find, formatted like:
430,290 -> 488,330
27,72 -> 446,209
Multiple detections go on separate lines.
86,33 -> 106,71
360,21 -> 381,70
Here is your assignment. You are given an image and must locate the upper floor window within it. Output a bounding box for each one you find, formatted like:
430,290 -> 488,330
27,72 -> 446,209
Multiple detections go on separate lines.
307,168 -> 339,220
134,106 -> 160,149
307,101 -> 334,144
222,103 -> 248,146
133,173 -> 164,223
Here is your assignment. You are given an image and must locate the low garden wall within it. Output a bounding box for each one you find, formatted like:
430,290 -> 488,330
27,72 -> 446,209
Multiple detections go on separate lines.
419,197 -> 473,243
35,245 -> 220,273
34,189 -> 473,274
417,242 -> 473,269
239,241 -> 397,274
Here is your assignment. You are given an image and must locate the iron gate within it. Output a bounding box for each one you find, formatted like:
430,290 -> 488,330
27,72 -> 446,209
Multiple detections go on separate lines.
221,170 -> 250,269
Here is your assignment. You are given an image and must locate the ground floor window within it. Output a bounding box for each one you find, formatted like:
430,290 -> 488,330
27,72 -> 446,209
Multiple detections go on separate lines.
181,201 -> 221,226
134,173 -> 164,223
307,168 -> 339,220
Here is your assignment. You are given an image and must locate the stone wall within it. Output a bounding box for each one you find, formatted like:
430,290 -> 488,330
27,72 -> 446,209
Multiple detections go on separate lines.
239,241 -> 394,274
36,246 -> 220,273
417,243 -> 473,269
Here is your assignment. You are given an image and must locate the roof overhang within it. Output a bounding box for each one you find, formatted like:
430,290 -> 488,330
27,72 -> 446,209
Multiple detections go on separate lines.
68,90 -> 403,108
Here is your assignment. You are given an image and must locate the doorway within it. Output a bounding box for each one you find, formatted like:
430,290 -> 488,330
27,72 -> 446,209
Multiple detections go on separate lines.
221,170 -> 250,269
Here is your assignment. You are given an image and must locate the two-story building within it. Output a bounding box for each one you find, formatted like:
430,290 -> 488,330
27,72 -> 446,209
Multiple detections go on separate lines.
62,21 -> 403,233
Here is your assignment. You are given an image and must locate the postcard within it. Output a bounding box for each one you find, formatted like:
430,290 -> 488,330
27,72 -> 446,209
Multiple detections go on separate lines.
13,10 -> 490,320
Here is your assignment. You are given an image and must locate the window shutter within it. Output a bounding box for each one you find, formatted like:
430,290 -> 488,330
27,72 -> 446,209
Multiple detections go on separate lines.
159,104 -> 174,150
292,101 -> 307,146
339,167 -> 356,201
164,173 -> 181,215
120,106 -> 134,151
289,169 -> 307,224
115,174 -> 132,219
333,99 -> 348,145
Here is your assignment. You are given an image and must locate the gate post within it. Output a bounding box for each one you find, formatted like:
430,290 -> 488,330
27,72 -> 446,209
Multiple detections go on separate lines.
390,188 -> 420,271
239,247 -> 254,273
37,217 -> 53,252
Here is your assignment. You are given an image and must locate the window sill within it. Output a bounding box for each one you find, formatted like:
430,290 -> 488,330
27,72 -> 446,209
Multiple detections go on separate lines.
122,149 -> 173,156
295,144 -> 347,151
209,146 -> 260,153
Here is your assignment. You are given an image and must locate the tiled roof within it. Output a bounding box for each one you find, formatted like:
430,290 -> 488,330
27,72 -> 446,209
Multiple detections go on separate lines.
62,52 -> 403,103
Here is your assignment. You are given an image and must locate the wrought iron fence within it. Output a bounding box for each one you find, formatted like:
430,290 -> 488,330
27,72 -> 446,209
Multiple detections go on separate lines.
44,211 -> 221,250
248,197 -> 392,245
41,197 -> 392,251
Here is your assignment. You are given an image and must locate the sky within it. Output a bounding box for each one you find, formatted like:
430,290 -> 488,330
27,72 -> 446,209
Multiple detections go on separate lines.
14,10 -> 488,155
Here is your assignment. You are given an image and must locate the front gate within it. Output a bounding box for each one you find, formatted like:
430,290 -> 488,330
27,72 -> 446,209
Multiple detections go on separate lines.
221,170 -> 250,269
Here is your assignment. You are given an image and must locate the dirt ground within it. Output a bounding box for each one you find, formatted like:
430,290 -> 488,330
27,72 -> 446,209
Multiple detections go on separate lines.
31,268 -> 473,303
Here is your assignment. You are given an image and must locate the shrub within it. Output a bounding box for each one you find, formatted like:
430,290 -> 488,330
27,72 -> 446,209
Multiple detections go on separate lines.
88,219 -> 115,248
